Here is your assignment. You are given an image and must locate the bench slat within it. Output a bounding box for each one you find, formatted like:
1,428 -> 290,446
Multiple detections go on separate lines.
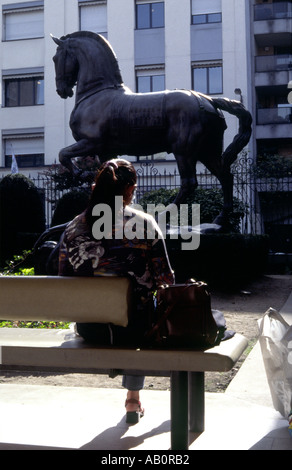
0,276 -> 132,327
0,328 -> 248,373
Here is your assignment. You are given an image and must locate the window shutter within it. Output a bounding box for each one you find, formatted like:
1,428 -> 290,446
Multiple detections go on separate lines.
191,0 -> 221,15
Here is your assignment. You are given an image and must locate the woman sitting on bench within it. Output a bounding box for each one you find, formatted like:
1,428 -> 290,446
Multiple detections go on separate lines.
58,158 -> 175,424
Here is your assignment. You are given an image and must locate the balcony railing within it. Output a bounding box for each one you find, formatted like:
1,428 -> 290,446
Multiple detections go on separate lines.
254,2 -> 292,21
255,54 -> 292,72
257,106 -> 292,125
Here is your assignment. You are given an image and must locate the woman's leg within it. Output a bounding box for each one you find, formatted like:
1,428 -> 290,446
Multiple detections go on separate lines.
122,374 -> 145,391
123,375 -> 145,416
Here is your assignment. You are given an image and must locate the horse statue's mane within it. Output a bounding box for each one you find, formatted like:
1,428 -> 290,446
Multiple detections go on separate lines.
60,31 -> 123,85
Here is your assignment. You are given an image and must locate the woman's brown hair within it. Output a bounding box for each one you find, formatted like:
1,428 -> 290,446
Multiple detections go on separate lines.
85,158 -> 137,226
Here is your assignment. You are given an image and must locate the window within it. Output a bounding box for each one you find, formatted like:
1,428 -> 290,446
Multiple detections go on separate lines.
192,12 -> 222,24
136,73 -> 165,93
193,64 -> 223,94
136,2 -> 164,29
3,134 -> 44,168
2,1 -> 44,41
3,72 -> 44,107
5,152 -> 44,168
79,0 -> 107,35
191,0 -> 221,25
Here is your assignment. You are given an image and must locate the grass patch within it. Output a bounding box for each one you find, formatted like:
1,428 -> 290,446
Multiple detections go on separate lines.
0,321 -> 70,329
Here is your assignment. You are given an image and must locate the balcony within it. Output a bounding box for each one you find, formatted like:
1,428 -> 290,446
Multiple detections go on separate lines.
255,55 -> 292,72
255,54 -> 292,87
254,2 -> 292,21
257,106 -> 292,125
254,2 -> 292,47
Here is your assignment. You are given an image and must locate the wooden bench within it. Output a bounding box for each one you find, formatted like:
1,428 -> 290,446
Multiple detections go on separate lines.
0,276 -> 248,450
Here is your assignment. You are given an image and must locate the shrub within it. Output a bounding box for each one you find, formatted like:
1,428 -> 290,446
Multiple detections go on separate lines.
42,157 -> 100,191
2,250 -> 34,275
0,174 -> 46,266
252,155 -> 292,178
139,187 -> 247,233
0,321 -> 70,329
51,189 -> 90,226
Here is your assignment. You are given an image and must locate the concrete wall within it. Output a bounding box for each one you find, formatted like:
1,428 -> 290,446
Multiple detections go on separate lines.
221,0 -> 252,152
165,0 -> 191,90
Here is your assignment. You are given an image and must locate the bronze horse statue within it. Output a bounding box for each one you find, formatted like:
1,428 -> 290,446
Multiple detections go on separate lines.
52,31 -> 252,226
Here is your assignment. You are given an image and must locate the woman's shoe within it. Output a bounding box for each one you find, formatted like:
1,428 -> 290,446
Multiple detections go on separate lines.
125,398 -> 144,424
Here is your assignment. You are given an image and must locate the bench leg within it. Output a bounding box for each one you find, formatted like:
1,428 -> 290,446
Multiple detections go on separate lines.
170,371 -> 189,450
188,372 -> 205,433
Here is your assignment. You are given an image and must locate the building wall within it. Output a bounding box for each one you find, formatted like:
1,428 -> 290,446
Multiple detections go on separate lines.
0,0 -> 260,177
221,0 -> 253,149
165,0 -> 191,90
108,0 -> 135,90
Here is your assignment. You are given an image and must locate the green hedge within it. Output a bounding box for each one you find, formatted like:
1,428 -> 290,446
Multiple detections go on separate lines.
139,187 -> 247,233
0,174 -> 45,267
51,189 -> 90,226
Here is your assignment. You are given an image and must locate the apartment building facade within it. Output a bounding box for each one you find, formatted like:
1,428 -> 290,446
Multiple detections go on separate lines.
253,0 -> 292,159
0,0 -> 291,179
0,0 -> 252,177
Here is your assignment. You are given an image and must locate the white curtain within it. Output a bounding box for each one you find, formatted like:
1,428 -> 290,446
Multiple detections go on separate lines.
80,4 -> 107,34
5,137 -> 44,156
4,10 -> 44,41
191,0 -> 221,15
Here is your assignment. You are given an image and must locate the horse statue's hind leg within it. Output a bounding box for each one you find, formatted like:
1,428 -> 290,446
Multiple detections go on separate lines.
212,98 -> 252,228
171,96 -> 252,231
204,156 -> 235,229
199,97 -> 252,230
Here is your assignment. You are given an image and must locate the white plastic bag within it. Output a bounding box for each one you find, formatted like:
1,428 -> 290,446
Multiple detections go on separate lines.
258,308 -> 292,418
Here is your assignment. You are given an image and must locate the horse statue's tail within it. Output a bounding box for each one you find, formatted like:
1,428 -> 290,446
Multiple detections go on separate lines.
212,97 -> 252,168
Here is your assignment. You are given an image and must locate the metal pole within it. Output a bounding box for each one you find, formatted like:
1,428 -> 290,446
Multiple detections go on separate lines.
170,371 -> 189,450
188,371 -> 205,433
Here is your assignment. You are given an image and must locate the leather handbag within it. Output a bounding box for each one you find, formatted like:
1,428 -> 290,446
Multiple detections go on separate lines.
146,279 -> 219,349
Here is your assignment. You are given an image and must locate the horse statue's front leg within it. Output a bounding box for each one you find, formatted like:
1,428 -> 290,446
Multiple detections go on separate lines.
59,149 -> 80,176
59,139 -> 97,175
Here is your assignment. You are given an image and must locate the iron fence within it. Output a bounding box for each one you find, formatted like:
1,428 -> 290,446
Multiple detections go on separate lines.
1,157 -> 292,250
121,157 -> 292,249
28,173 -> 68,229
135,157 -> 264,236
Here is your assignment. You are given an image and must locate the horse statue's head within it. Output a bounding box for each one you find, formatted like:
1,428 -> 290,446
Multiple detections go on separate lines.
51,35 -> 79,99
52,32 -> 124,101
